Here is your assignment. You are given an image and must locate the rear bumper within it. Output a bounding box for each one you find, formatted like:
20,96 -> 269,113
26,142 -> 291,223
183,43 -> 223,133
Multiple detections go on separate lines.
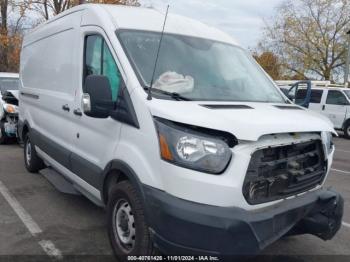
144,186 -> 343,255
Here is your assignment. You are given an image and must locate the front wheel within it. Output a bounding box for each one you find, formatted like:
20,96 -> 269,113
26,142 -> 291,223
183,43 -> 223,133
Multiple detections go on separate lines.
0,121 -> 9,144
343,122 -> 350,139
107,181 -> 156,260
24,133 -> 45,173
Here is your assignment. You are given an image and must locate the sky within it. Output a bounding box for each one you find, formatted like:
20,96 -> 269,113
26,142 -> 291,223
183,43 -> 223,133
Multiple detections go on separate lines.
139,0 -> 284,48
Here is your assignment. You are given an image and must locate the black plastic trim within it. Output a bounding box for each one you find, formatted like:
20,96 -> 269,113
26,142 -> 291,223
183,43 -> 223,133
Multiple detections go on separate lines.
274,105 -> 303,110
110,81 -> 140,128
144,185 -> 343,255
201,104 -> 253,109
30,129 -> 102,189
31,129 -> 71,170
20,91 -> 39,99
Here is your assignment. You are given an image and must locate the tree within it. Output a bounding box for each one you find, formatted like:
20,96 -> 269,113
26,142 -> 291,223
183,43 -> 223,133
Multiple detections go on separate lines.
25,0 -> 140,20
254,51 -> 282,80
0,0 -> 28,72
260,0 -> 350,82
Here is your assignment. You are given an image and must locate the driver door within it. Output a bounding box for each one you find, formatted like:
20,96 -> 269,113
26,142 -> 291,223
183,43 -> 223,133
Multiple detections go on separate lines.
69,26 -> 124,191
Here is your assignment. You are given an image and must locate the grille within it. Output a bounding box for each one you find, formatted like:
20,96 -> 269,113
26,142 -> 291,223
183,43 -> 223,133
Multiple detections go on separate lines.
243,140 -> 326,205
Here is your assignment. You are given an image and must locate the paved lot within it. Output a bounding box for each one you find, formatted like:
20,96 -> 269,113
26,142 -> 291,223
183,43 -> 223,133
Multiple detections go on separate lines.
0,137 -> 349,261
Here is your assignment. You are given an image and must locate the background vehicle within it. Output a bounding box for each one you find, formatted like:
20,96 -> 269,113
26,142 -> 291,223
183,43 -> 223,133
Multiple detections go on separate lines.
19,5 -> 343,258
0,73 -> 19,144
277,80 -> 350,138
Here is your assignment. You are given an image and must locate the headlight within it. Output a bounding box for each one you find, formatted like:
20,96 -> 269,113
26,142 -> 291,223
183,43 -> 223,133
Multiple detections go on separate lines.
4,104 -> 18,114
321,131 -> 333,157
154,118 -> 232,174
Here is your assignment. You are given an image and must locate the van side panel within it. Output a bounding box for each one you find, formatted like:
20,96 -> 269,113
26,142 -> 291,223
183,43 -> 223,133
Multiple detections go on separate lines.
20,13 -> 82,173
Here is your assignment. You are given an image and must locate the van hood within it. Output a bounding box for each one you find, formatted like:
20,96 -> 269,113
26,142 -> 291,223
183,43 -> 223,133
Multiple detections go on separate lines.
149,101 -> 335,141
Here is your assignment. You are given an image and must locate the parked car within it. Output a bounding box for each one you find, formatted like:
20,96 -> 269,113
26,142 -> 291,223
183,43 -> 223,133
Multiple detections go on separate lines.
19,4 -> 343,258
277,81 -> 350,138
0,72 -> 19,144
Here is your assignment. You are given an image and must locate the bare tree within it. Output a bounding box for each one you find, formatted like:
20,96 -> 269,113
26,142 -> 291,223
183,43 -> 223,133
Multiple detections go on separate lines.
260,0 -> 350,82
24,0 -> 140,20
0,0 -> 29,72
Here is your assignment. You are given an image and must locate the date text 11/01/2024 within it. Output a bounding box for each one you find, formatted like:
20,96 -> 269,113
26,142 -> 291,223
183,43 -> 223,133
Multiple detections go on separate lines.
127,256 -> 220,261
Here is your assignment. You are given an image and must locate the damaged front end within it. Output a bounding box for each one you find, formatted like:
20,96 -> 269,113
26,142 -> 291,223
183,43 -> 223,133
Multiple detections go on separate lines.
0,90 -> 19,142
287,189 -> 344,240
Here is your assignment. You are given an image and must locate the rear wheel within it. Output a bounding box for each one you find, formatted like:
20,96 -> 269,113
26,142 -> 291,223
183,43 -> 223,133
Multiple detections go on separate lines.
24,133 -> 45,173
107,180 -> 156,261
343,122 -> 350,139
0,121 -> 9,144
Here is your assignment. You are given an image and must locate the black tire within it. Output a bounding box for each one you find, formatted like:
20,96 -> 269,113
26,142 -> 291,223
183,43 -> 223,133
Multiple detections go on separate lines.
343,121 -> 350,139
107,180 -> 156,260
0,121 -> 9,144
24,133 -> 45,173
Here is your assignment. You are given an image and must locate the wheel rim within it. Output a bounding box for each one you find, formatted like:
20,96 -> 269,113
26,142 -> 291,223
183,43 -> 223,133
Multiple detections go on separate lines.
26,139 -> 32,166
112,199 -> 136,253
0,127 -> 2,139
347,126 -> 350,137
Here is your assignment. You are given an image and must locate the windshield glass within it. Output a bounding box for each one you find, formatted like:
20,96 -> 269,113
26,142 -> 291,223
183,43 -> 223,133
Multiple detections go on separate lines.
0,77 -> 19,92
118,31 -> 284,103
343,90 -> 350,100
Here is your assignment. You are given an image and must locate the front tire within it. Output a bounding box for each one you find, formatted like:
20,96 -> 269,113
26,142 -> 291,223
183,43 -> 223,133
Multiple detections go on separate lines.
24,133 -> 45,173
107,181 -> 155,260
344,122 -> 350,139
0,121 -> 9,144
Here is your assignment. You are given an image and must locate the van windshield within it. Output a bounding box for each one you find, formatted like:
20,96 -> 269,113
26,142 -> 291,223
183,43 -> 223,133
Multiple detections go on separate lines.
118,30 -> 284,103
0,77 -> 19,92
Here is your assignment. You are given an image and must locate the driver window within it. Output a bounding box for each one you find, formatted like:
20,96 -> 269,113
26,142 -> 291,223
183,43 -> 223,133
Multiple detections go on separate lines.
326,90 -> 348,105
84,34 -> 121,102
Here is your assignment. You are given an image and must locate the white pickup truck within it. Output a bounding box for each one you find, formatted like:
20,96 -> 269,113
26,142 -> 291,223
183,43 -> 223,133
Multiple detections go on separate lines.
277,81 -> 350,138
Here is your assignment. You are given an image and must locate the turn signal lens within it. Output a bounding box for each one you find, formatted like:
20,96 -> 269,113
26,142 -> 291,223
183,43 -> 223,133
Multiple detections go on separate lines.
5,105 -> 16,113
159,134 -> 173,161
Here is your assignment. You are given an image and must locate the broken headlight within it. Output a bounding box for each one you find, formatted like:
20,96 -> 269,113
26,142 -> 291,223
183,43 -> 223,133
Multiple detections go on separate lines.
154,118 -> 232,174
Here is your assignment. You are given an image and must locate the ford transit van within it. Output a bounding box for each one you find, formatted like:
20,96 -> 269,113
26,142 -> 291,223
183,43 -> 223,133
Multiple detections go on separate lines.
19,4 -> 343,258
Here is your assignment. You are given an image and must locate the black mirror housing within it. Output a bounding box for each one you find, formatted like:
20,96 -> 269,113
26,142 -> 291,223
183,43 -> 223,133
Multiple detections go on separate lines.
84,75 -> 114,118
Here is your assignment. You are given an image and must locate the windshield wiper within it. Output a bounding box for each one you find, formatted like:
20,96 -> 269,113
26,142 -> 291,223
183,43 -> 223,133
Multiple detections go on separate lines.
144,87 -> 192,101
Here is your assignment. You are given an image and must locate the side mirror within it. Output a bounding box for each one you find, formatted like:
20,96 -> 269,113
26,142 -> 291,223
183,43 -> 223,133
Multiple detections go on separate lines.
83,75 -> 114,118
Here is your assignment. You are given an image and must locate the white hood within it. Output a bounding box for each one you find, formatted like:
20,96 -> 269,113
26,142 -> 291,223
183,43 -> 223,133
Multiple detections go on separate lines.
149,101 -> 335,141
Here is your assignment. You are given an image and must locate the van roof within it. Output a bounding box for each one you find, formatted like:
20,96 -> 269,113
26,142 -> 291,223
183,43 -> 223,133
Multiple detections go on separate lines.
28,4 -> 239,46
0,72 -> 19,78
101,5 -> 239,45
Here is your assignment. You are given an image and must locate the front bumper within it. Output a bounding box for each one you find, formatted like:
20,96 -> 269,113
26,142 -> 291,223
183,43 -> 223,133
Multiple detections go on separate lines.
144,186 -> 343,255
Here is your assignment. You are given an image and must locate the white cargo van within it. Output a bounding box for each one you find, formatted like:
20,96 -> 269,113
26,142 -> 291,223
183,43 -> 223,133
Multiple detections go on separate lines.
19,4 -> 343,258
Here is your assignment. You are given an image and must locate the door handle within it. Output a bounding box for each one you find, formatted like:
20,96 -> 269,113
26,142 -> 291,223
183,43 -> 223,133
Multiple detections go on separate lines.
73,108 -> 83,116
62,104 -> 70,112
322,105 -> 325,111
